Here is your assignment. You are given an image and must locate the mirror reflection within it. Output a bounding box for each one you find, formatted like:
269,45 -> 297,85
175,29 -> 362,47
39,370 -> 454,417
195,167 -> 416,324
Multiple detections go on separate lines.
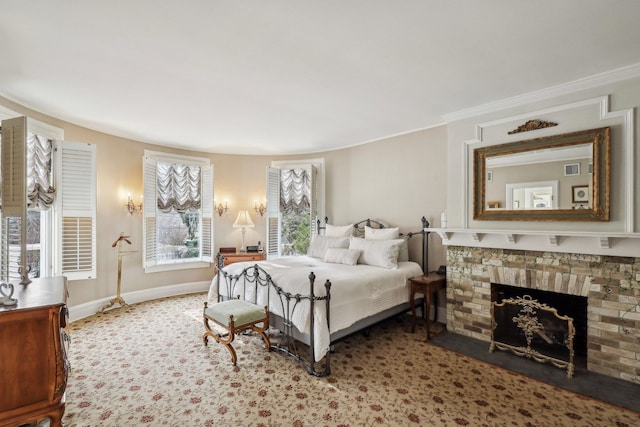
473,127 -> 610,221
486,143 -> 591,210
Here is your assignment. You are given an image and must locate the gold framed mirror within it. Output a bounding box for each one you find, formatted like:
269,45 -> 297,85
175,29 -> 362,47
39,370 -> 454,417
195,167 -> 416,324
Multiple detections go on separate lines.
473,127 -> 610,221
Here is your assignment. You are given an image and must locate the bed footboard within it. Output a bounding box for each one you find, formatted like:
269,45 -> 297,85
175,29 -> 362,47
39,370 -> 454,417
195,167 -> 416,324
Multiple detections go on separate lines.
215,254 -> 333,376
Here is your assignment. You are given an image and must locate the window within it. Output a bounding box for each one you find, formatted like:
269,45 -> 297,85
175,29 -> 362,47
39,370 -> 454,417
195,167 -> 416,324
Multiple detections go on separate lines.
143,150 -> 213,272
3,211 -> 46,280
266,159 -> 324,259
1,114 -> 96,282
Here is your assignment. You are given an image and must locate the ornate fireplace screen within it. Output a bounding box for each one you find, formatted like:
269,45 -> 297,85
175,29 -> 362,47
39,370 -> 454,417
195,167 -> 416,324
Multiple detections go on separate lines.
490,295 -> 576,378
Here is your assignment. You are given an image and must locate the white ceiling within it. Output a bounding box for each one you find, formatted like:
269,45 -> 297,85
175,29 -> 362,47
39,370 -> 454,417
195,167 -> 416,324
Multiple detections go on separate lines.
1,1 -> 640,155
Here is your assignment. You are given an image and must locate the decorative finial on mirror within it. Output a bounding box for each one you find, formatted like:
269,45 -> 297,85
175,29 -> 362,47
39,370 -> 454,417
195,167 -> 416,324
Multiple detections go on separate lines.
508,119 -> 558,135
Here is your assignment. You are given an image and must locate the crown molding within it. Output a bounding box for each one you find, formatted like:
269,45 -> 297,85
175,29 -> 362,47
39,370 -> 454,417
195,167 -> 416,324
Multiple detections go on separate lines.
442,62 -> 640,123
0,104 -> 64,139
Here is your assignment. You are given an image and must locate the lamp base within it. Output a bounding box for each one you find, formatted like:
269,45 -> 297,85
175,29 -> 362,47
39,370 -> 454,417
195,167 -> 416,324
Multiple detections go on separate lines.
240,228 -> 247,252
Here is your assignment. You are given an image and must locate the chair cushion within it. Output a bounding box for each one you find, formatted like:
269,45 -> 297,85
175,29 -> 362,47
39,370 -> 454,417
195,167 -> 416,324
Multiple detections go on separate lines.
205,299 -> 266,326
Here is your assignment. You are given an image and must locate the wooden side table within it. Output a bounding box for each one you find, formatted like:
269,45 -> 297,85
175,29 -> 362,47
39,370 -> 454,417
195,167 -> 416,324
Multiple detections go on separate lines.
221,252 -> 265,266
215,252 -> 265,273
409,272 -> 446,340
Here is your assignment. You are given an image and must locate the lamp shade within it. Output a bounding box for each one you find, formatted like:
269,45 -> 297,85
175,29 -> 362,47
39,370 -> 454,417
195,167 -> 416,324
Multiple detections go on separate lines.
233,210 -> 255,228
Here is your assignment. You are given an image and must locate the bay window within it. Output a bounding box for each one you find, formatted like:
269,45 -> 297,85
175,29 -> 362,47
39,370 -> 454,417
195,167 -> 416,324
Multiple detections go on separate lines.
143,150 -> 213,272
266,159 -> 324,259
1,115 -> 96,282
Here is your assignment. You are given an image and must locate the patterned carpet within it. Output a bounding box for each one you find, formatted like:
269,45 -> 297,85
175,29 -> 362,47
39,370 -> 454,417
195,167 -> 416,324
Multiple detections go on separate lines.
63,293 -> 640,426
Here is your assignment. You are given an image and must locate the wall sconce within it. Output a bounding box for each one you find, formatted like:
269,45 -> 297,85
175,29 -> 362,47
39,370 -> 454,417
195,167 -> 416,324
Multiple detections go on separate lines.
126,193 -> 143,216
215,200 -> 228,216
254,200 -> 266,216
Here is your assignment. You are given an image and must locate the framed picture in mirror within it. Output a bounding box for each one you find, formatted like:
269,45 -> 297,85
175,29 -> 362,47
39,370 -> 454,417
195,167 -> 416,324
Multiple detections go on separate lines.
572,185 -> 589,203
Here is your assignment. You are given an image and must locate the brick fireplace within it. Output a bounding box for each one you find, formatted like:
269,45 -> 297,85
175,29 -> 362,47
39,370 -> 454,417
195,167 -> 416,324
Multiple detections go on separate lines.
446,246 -> 640,383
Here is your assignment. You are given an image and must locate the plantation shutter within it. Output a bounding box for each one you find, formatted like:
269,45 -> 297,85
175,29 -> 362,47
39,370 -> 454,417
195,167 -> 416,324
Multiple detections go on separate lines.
1,117 -> 27,215
309,165 -> 318,236
201,164 -> 213,263
265,167 -> 281,259
1,117 -> 28,282
55,141 -> 97,280
143,156 -> 158,268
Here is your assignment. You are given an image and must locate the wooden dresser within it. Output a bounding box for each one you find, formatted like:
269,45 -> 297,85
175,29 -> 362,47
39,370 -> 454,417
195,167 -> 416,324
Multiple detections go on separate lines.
0,277 -> 69,427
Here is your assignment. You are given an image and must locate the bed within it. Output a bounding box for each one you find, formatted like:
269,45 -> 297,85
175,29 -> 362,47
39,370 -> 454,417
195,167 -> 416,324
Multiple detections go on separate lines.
207,217 -> 430,376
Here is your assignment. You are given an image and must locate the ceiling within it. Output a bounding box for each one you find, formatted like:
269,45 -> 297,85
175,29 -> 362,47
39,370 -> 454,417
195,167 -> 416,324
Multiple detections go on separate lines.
1,1 -> 640,155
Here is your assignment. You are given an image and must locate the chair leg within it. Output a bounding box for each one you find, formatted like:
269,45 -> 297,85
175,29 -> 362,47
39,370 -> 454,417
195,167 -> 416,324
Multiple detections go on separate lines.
203,314 -> 240,365
202,317 -> 213,346
224,342 -> 238,365
251,324 -> 271,351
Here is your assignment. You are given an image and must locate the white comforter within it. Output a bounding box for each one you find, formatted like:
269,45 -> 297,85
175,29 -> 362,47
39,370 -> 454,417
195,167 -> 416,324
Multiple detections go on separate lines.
207,256 -> 423,361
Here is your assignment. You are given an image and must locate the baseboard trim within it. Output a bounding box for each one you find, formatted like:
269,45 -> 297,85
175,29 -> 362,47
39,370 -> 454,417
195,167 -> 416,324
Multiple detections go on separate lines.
68,281 -> 210,322
68,281 -> 446,324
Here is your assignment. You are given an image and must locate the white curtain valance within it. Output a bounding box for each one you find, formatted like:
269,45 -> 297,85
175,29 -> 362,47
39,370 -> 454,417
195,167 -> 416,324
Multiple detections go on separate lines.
280,168 -> 310,215
27,134 -> 56,210
0,132 -> 56,210
156,162 -> 201,213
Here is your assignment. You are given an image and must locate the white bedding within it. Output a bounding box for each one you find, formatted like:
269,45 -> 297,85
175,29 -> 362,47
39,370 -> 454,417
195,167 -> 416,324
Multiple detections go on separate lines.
207,255 -> 423,361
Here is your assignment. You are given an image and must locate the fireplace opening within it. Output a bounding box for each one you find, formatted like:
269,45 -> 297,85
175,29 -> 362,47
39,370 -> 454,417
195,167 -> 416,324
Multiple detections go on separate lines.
491,283 -> 588,369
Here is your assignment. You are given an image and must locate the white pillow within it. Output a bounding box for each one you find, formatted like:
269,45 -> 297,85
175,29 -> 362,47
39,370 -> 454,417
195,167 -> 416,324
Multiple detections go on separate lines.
364,225 -> 408,261
307,235 -> 350,259
365,225 -> 399,240
397,236 -> 410,262
323,248 -> 361,266
348,236 -> 403,269
326,223 -> 354,237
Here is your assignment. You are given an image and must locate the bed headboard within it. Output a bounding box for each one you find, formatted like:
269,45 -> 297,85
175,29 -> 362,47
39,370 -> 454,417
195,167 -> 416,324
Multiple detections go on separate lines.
353,218 -> 385,237
315,216 -> 431,273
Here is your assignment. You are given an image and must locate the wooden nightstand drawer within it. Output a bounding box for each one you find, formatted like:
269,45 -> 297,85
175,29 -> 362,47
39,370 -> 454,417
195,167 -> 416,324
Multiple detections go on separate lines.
215,252 -> 265,273
223,253 -> 265,265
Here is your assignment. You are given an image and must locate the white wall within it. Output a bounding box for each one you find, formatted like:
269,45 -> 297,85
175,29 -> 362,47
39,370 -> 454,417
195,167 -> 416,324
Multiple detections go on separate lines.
0,95 -> 448,311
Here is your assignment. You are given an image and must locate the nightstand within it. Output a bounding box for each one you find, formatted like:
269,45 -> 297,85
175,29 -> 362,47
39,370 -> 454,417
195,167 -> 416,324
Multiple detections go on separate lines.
409,272 -> 446,340
221,252 -> 265,265
215,252 -> 265,273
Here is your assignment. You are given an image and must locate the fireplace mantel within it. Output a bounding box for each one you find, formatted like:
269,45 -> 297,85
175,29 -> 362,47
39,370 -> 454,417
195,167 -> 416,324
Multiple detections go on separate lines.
428,228 -> 640,257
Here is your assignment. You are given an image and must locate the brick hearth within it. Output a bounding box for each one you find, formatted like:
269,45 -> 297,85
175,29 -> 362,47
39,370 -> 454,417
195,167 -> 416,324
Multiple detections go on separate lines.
446,246 -> 640,383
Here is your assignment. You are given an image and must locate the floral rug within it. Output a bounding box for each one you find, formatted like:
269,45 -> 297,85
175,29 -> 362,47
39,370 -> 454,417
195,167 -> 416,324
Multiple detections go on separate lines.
63,293 -> 640,426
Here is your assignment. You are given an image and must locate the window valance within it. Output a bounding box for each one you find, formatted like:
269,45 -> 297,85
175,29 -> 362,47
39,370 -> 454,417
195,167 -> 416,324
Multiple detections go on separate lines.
0,132 -> 56,210
27,134 -> 56,210
156,162 -> 201,213
280,168 -> 310,215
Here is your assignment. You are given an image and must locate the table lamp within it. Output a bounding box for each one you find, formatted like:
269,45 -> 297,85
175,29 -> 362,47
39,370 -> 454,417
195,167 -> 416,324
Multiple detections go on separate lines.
233,210 -> 255,252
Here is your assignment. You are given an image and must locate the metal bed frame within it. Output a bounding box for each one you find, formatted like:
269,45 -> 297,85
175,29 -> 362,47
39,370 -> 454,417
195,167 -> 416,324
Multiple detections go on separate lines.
214,216 -> 430,376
